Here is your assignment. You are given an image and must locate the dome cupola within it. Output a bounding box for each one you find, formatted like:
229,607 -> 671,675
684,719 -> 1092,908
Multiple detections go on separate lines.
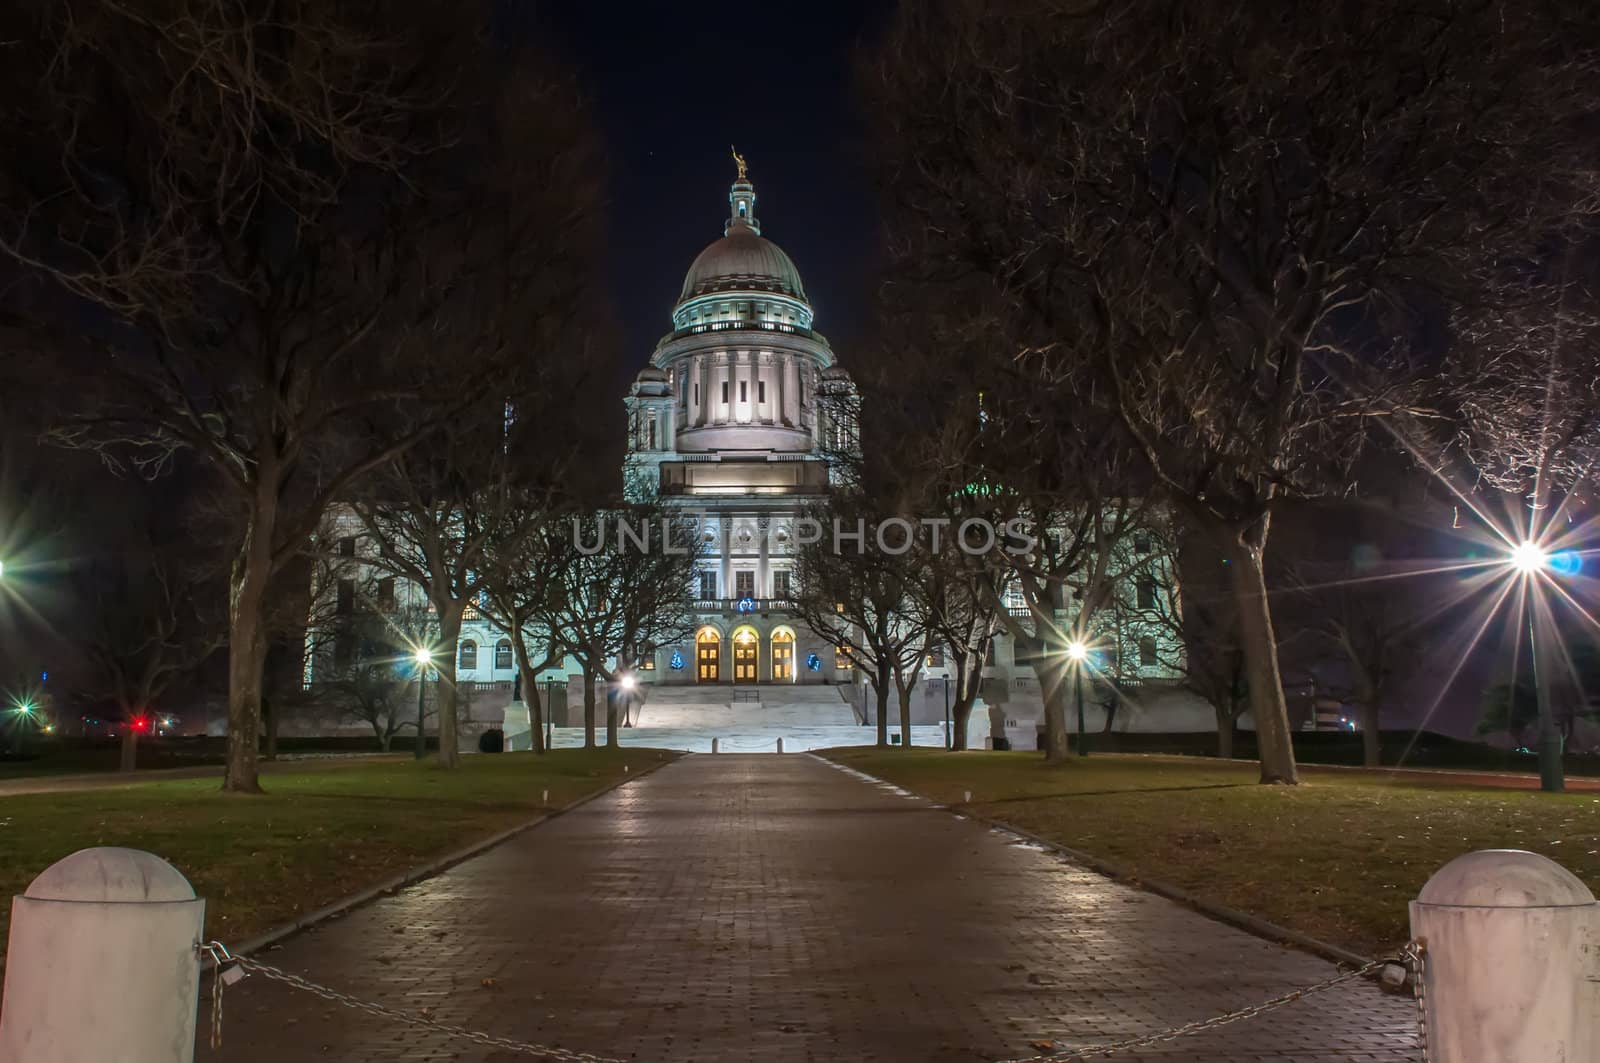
675,149 -> 809,306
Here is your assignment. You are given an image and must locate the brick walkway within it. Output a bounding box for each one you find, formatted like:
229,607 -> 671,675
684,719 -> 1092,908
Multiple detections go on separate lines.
196,754 -> 1419,1062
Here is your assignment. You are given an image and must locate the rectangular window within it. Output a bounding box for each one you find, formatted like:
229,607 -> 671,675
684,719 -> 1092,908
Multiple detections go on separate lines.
336,579 -> 355,616
722,381 -> 730,404
699,571 -> 718,600
835,646 -> 852,671
639,655 -> 656,671
377,577 -> 396,611
772,570 -> 791,599
1134,534 -> 1152,554
694,382 -> 700,405
1139,636 -> 1158,667
337,536 -> 356,558
927,647 -> 946,668
739,380 -> 748,402
1137,578 -> 1157,609
334,630 -> 354,668
735,570 -> 754,599
758,380 -> 766,403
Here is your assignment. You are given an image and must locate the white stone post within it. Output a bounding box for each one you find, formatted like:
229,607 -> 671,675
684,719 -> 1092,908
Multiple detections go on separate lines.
1410,849 -> 1598,1062
776,737 -> 784,754
712,737 -> 720,754
0,847 -> 205,1063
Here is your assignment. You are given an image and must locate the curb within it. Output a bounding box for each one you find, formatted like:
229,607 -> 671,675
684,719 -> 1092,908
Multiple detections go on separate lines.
215,754 -> 678,964
819,753 -> 1382,974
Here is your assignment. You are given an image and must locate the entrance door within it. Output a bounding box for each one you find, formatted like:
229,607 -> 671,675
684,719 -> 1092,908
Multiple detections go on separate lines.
732,628 -> 758,683
696,630 -> 720,683
771,631 -> 794,680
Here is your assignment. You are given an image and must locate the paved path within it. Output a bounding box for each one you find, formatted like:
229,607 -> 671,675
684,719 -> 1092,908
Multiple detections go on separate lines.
196,755 -> 1419,1062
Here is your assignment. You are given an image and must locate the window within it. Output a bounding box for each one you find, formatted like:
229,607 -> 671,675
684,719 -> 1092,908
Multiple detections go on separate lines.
336,579 -> 355,616
722,381 -> 730,404
377,578 -> 396,611
647,413 -> 657,450
835,646 -> 852,671
758,380 -> 766,403
739,380 -> 748,403
1134,534 -> 1152,554
694,382 -> 699,405
735,570 -> 754,598
1139,636 -> 1158,667
334,630 -> 354,668
1137,578 -> 1157,609
459,640 -> 478,670
772,570 -> 791,599
494,639 -> 512,670
927,647 -> 945,668
337,536 -> 356,558
639,654 -> 656,671
699,570 -> 718,600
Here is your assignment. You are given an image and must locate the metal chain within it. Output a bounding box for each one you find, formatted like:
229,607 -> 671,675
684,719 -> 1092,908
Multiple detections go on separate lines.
197,941 -> 628,1063
997,949 -> 1422,1063
1408,939 -> 1430,1063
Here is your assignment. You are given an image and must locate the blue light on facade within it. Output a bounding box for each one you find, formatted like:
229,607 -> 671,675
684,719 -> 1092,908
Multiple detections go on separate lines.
670,650 -> 686,671
805,653 -> 822,672
737,595 -> 757,613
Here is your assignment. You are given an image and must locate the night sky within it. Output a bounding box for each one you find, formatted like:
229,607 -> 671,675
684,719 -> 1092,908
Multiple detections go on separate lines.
538,1 -> 893,366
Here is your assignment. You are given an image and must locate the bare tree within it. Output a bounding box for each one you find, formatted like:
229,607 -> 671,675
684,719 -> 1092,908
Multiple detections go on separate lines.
866,1 -> 1600,782
0,1 -> 530,791
71,537 -> 221,770
536,504 -> 702,748
316,594 -> 437,752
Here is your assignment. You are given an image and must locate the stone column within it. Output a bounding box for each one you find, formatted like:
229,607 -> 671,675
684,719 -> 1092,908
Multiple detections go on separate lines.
719,516 -> 732,603
757,516 -> 771,599
776,353 -> 788,426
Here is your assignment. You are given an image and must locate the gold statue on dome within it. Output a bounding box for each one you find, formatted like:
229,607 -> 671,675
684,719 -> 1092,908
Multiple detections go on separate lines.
731,145 -> 748,181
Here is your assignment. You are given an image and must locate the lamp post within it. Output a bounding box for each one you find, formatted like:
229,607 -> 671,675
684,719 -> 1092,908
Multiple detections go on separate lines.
1067,641 -> 1089,757
545,677 -> 555,751
413,647 -> 433,761
943,675 -> 951,750
1508,541 -> 1563,792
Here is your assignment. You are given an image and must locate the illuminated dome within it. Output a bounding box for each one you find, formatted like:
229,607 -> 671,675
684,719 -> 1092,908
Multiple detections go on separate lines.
678,231 -> 807,303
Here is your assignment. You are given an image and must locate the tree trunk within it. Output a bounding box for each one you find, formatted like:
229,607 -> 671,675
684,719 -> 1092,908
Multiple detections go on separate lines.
582,667 -> 598,749
511,635 -> 546,755
1359,699 -> 1381,767
896,678 -> 913,749
1034,656 -> 1071,763
376,724 -> 392,752
873,666 -> 890,747
222,504 -> 274,793
1216,705 -> 1236,759
1222,538 -> 1299,784
433,606 -> 465,768
605,681 -> 620,749
119,726 -> 138,772
951,696 -> 974,751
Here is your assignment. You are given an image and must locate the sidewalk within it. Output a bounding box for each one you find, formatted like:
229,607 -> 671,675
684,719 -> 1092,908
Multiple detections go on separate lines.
195,754 -> 1418,1061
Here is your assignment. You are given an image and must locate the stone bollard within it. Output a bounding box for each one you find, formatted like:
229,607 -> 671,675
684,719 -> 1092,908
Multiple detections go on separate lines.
776,737 -> 784,754
1410,849 -> 1598,1062
0,847 -> 205,1063
712,737 -> 719,754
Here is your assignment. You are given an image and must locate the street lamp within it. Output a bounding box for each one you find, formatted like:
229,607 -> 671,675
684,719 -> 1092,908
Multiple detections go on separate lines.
1505,542 -> 1565,792
1066,641 -> 1090,757
413,647 -> 433,761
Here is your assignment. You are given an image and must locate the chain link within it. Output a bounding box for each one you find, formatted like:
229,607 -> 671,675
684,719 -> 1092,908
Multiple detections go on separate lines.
198,941 -> 629,1063
198,939 -> 1426,1063
997,947 -> 1427,1063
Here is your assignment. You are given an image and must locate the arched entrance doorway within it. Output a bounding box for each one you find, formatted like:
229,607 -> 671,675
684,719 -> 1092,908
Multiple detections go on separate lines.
770,627 -> 795,681
731,625 -> 759,684
695,627 -> 721,683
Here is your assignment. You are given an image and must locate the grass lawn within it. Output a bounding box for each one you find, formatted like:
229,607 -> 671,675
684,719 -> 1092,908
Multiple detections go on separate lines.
824,749 -> 1600,958
0,748 -> 675,962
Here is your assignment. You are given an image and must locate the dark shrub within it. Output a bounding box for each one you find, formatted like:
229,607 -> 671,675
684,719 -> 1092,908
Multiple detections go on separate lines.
478,729 -> 505,754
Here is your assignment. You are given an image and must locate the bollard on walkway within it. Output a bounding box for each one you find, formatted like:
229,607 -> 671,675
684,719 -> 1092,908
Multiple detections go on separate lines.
776,737 -> 784,754
1410,849 -> 1598,1061
0,847 -> 205,1063
712,737 -> 719,754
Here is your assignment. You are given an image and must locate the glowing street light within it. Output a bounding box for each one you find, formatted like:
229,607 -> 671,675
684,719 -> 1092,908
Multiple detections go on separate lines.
414,647 -> 434,665
1507,541 -> 1549,575
619,673 -> 637,691
1066,641 -> 1089,662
